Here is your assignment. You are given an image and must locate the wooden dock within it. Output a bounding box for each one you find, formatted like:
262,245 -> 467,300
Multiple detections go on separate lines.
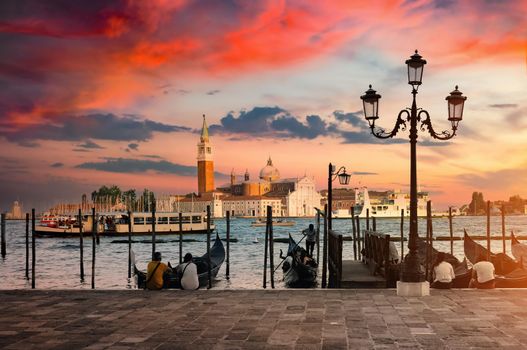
340,260 -> 386,288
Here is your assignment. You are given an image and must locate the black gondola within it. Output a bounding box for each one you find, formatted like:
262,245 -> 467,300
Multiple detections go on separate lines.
281,234 -> 317,287
134,233 -> 225,289
416,237 -> 472,287
463,230 -> 519,275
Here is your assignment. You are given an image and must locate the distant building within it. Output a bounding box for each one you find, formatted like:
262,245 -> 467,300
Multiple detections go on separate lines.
6,201 -> 24,220
197,115 -> 214,195
320,188 -> 356,211
222,157 -> 321,217
222,196 -> 282,217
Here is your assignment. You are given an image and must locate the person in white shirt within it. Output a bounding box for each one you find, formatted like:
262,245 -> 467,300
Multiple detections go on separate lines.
431,252 -> 456,289
176,253 -> 199,290
469,260 -> 495,289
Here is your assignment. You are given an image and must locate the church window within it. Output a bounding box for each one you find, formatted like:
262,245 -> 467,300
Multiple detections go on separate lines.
207,147 -> 211,153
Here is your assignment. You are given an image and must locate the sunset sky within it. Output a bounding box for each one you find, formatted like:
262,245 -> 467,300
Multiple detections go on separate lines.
1,0 -> 526,211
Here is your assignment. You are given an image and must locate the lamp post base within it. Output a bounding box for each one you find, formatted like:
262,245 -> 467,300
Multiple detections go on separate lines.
396,281 -> 430,297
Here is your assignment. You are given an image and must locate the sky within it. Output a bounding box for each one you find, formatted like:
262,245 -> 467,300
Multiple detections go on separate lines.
0,0 -> 526,211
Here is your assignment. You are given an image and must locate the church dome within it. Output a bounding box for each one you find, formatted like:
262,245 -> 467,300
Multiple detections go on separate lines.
259,157 -> 280,182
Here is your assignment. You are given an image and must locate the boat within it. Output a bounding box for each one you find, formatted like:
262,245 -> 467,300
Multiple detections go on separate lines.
416,237 -> 472,287
252,236 -> 259,243
134,233 -> 225,289
463,230 -> 519,275
352,187 -> 429,218
35,211 -> 215,237
250,218 -> 295,227
511,231 -> 527,269
281,234 -> 317,287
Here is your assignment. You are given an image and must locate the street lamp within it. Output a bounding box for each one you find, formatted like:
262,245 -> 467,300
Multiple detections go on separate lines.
327,163 -> 351,231
360,50 -> 466,289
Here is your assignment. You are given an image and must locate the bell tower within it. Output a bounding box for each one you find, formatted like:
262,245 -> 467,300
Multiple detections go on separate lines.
197,114 -> 214,195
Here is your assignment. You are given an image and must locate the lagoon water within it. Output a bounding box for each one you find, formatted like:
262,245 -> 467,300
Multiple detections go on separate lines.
2,215 -> 527,290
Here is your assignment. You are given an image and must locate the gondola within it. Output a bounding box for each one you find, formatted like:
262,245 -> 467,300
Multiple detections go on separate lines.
134,233 -> 225,289
416,237 -> 472,287
463,230 -> 519,275
511,231 -> 527,270
281,234 -> 317,287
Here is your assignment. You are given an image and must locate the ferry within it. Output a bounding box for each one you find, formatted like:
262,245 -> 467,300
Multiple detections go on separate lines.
332,187 -> 429,219
35,211 -> 215,237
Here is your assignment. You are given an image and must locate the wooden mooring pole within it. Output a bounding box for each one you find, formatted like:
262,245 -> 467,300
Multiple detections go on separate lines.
372,217 -> 376,232
179,213 -> 183,264
78,209 -> 84,282
268,206 -> 274,289
91,207 -> 96,289
366,208 -> 370,231
355,214 -> 361,260
448,207 -> 453,255
263,210 -> 269,289
31,208 -> 35,289
501,203 -> 506,254
151,201 -> 156,260
206,205 -> 212,289
127,210 -> 132,279
25,213 -> 29,279
0,213 -> 5,259
400,209 -> 404,262
226,211 -> 230,279
316,211 -> 321,266
322,204 -> 328,288
486,201 -> 491,261
351,208 -> 357,260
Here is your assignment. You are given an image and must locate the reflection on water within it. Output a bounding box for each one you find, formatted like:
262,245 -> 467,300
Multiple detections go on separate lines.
2,215 -> 527,289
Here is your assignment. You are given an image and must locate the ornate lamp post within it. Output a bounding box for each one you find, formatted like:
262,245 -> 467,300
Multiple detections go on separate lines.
360,50 -> 466,287
327,163 -> 351,231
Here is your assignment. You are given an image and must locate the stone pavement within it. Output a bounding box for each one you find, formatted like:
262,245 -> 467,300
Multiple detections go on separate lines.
1,289 -> 527,349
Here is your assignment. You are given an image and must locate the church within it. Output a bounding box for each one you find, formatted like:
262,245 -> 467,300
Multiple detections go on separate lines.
170,115 -> 322,218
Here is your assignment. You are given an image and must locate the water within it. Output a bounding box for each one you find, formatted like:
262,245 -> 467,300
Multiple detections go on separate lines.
2,215 -> 527,290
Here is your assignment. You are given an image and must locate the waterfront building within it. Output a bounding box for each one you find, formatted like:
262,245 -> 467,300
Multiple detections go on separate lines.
197,115 -> 214,196
320,188 -> 356,211
222,196 -> 282,217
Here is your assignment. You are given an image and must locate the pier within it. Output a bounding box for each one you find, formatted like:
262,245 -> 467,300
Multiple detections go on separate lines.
1,289 -> 527,349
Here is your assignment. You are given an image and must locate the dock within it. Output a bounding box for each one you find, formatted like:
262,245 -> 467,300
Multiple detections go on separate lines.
1,289 -> 527,349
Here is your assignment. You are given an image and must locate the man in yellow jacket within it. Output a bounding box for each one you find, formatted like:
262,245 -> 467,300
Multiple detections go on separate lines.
146,252 -> 171,290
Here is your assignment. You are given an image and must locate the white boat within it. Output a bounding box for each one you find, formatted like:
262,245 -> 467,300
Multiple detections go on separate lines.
35,211 -> 215,237
332,187 -> 429,218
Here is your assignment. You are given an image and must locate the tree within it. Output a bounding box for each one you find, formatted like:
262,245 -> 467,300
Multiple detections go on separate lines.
122,189 -> 136,211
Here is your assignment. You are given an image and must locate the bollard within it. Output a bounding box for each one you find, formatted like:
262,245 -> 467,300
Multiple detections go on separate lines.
127,211 -> 132,279
322,204 -> 328,288
206,205 -> 211,289
268,206 -> 274,289
151,202 -> 156,260
226,211 -> 230,279
400,209 -> 404,262
179,213 -> 183,264
91,207 -> 96,289
78,209 -> 84,282
25,213 -> 29,279
351,208 -> 357,260
486,201 -> 491,260
31,209 -> 35,289
1,213 -> 5,259
448,207 -> 454,255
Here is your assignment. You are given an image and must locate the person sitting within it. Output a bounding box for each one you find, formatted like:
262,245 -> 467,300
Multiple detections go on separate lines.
176,253 -> 199,290
146,252 -> 171,290
469,260 -> 495,289
431,252 -> 455,289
